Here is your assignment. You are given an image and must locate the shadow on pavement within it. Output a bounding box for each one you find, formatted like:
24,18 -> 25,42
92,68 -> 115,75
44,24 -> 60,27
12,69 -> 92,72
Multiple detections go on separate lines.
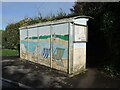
2,56 -> 120,88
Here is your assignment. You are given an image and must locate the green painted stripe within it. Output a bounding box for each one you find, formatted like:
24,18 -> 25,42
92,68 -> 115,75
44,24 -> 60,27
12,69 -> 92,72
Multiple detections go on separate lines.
25,34 -> 69,41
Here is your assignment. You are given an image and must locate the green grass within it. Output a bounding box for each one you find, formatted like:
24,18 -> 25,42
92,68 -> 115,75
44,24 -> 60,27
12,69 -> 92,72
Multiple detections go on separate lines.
0,49 -> 19,56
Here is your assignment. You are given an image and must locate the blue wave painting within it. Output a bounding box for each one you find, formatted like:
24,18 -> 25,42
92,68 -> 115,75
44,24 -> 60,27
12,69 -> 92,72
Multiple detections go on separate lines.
20,41 -> 68,59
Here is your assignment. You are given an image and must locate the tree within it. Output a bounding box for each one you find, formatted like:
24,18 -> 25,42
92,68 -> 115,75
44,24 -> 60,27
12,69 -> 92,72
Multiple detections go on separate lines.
0,30 -> 4,48
70,2 -> 105,16
4,23 -> 20,49
70,2 -> 120,76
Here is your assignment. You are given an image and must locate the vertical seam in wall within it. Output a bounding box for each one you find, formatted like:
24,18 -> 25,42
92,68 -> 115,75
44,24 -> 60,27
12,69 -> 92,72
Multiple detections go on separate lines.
72,23 -> 74,73
50,24 -> 53,68
19,30 -> 21,58
71,22 -> 74,73
68,22 -> 74,74
37,26 -> 39,63
68,22 -> 71,74
27,27 -> 29,60
68,22 -> 70,74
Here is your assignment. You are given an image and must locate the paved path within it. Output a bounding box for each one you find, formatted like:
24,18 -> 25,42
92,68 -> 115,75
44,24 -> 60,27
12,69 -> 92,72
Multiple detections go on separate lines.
2,56 -> 120,88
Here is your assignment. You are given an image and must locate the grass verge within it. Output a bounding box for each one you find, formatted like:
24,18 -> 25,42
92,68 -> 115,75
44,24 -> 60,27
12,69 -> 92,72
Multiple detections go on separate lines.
0,49 -> 19,56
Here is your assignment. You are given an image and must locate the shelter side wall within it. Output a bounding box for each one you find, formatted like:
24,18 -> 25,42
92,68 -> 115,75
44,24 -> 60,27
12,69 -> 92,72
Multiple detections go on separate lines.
72,23 -> 87,73
20,23 -> 69,72
73,43 -> 86,73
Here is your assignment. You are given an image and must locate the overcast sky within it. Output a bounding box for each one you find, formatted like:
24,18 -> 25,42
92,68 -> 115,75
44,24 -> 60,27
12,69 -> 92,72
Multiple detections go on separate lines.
2,2 -> 75,30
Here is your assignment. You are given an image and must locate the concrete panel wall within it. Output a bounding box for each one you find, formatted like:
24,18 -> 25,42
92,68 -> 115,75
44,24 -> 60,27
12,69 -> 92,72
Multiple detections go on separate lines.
37,26 -> 51,67
20,29 -> 28,60
73,43 -> 86,73
20,23 -> 69,72
27,28 -> 38,63
74,25 -> 88,42
52,23 -> 69,72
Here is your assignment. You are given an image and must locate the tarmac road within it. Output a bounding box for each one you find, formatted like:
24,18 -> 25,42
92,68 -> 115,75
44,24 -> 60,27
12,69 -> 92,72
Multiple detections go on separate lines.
2,56 -> 120,88
2,80 -> 20,88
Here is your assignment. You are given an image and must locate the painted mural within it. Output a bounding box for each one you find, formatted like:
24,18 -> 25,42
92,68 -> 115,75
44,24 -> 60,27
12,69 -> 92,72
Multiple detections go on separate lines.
52,34 -> 68,67
20,29 -> 28,60
20,23 -> 69,72
52,23 -> 68,72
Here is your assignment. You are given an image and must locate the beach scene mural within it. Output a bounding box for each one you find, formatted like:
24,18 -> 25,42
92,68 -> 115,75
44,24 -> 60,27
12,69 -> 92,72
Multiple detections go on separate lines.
52,23 -> 68,72
20,29 -> 28,60
20,23 -> 69,72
